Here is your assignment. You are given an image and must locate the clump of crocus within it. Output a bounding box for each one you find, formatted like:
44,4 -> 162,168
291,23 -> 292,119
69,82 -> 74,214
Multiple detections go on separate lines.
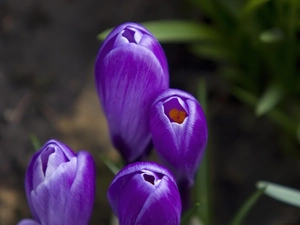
108,162 -> 182,225
150,88 -> 208,190
95,22 -> 169,163
17,140 -> 96,225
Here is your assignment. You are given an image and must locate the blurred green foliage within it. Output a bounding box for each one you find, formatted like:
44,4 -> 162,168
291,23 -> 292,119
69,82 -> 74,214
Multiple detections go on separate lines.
192,0 -> 299,147
190,0 -> 299,148
117,0 -> 300,151
185,0 -> 300,120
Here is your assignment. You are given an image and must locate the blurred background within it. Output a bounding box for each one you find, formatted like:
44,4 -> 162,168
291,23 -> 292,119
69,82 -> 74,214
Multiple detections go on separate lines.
0,0 -> 299,224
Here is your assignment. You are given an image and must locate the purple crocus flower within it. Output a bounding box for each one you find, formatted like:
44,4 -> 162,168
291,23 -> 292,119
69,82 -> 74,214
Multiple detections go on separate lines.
108,162 -> 182,225
18,139 -> 95,225
150,89 -> 208,190
95,22 -> 169,163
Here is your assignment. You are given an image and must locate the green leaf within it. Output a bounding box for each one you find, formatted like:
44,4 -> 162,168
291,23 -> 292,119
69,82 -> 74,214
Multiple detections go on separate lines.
195,78 -> 213,225
255,84 -> 284,116
229,186 -> 266,225
232,87 -> 257,106
189,44 -> 233,61
232,87 -> 297,135
257,181 -> 300,208
98,20 -> 220,44
187,0 -> 218,19
197,78 -> 207,113
240,0 -> 270,18
259,28 -> 284,43
196,152 -> 211,225
181,202 -> 200,225
297,125 -> 300,143
97,29 -> 111,41
99,154 -> 120,175
30,134 -> 41,151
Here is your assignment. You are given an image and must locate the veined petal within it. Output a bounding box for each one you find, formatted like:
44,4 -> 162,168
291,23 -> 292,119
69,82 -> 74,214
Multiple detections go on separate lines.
95,22 -> 169,163
150,89 -> 208,188
107,162 -> 181,225
64,151 -> 96,225
25,140 -> 75,222
136,175 -> 181,225
117,173 -> 156,224
24,140 -> 95,225
97,45 -> 168,162
98,23 -> 153,59
30,157 -> 77,225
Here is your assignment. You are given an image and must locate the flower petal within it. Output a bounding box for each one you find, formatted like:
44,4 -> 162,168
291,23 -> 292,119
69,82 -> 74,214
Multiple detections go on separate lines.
107,162 -> 181,225
136,175 -> 181,225
63,151 -> 96,225
95,22 -> 169,163
97,45 -> 168,162
25,139 -> 75,222
150,89 -> 208,188
97,22 -> 155,64
30,157 -> 77,225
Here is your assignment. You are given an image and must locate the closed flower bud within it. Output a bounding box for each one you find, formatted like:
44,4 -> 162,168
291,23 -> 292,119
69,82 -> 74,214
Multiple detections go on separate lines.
150,89 -> 208,189
95,22 -> 169,163
19,139 -> 96,225
107,162 -> 181,225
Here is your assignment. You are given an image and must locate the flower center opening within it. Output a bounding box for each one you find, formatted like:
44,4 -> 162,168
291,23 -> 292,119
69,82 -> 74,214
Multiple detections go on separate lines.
122,28 -> 136,43
169,108 -> 187,124
143,174 -> 155,185
163,97 -> 188,124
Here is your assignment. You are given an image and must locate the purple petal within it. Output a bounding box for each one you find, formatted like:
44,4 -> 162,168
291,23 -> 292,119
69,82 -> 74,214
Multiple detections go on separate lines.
116,173 -> 155,224
25,140 -> 76,222
17,219 -> 40,225
24,140 -> 95,225
107,162 -> 181,225
30,157 -> 77,224
96,45 -> 168,162
63,151 -> 96,225
97,22 -> 155,64
110,162 -> 176,185
95,22 -> 169,163
150,89 -> 208,188
135,175 -> 181,225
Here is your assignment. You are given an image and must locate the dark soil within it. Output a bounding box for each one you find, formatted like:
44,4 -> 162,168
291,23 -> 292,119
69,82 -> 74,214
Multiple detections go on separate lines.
0,0 -> 299,225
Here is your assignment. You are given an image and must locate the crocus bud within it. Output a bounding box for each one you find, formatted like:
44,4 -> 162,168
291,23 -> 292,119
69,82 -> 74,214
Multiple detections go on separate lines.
20,139 -> 95,225
150,89 -> 208,190
95,22 -> 169,163
108,162 -> 181,225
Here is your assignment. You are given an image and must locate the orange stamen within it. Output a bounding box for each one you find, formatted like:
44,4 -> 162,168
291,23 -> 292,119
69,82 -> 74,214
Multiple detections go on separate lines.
169,109 -> 187,124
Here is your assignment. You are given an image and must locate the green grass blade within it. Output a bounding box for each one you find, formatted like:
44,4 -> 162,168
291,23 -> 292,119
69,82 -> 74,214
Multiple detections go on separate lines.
195,78 -> 212,225
297,125 -> 300,143
259,28 -> 284,43
196,152 -> 211,225
229,186 -> 266,225
99,154 -> 120,175
30,134 -> 41,151
181,202 -> 200,225
255,84 -> 284,116
257,181 -> 300,208
98,20 -> 220,44
232,87 -> 296,135
189,44 -> 233,61
240,0 -> 270,18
